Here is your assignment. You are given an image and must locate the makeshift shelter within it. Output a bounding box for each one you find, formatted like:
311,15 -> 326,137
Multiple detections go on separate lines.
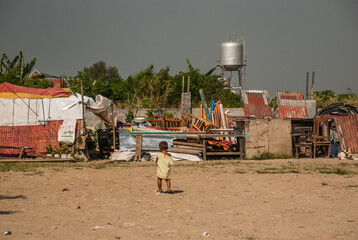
0,83 -> 82,156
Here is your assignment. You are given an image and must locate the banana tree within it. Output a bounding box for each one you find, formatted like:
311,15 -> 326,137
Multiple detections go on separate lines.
0,51 -> 36,82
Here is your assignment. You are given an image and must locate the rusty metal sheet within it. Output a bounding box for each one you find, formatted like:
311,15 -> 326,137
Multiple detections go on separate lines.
276,91 -> 307,119
334,114 -> 358,152
242,90 -> 272,118
242,90 -> 270,105
278,106 -> 307,119
243,104 -> 272,118
276,91 -> 304,100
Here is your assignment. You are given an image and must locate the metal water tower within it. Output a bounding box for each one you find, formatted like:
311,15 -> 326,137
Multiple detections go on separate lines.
217,38 -> 247,95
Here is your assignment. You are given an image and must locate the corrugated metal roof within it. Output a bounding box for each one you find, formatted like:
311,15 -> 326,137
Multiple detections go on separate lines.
243,104 -> 272,118
334,114 -> 358,152
276,91 -> 307,119
242,90 -> 269,105
276,91 -> 304,100
242,90 -> 272,118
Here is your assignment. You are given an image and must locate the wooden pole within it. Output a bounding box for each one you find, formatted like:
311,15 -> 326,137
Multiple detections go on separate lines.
311,71 -> 315,99
135,135 -> 143,161
306,72 -> 309,100
187,75 -> 190,92
111,101 -> 116,151
80,79 -> 85,126
182,75 -> 184,93
203,139 -> 207,161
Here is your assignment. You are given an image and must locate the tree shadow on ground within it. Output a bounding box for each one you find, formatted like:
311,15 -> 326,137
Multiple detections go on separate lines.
0,211 -> 19,215
0,195 -> 27,200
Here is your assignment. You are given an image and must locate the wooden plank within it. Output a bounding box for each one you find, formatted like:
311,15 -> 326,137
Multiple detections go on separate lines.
199,134 -> 244,138
171,147 -> 202,155
239,137 -> 244,159
19,147 -> 24,159
0,146 -> 33,149
134,135 -> 143,161
210,129 -> 235,132
172,141 -> 203,148
203,139 -> 207,161
0,158 -> 76,163
173,145 -> 203,151
131,131 -> 206,135
186,135 -> 200,140
206,152 -> 242,156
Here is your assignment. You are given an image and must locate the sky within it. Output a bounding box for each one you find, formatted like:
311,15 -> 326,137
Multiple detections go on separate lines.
1,0 -> 357,96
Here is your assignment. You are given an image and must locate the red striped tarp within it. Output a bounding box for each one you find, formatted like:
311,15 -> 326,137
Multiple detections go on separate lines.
0,82 -> 71,99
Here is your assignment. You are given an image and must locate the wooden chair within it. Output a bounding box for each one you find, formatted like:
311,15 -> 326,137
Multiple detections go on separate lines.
312,116 -> 331,158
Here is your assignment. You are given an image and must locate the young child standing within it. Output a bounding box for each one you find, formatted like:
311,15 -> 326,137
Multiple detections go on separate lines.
156,141 -> 174,194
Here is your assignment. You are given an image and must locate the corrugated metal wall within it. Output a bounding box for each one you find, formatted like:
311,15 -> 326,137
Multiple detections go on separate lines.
334,114 -> 358,152
0,121 -> 62,156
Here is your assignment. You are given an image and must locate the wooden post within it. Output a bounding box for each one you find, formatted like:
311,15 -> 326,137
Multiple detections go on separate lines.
135,135 -> 143,161
311,71 -> 315,99
305,72 -> 309,100
203,139 -> 207,161
111,101 -> 116,151
81,79 -> 85,125
182,75 -> 185,93
239,137 -> 244,159
79,79 -> 87,153
187,75 -> 190,92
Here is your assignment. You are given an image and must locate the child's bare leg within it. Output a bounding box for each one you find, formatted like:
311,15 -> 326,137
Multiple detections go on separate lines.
157,178 -> 163,192
166,179 -> 171,191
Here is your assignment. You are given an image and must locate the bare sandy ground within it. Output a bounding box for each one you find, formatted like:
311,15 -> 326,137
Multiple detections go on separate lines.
1,158 -> 358,240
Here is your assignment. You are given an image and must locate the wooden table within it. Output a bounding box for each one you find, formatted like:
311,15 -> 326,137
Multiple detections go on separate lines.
0,146 -> 33,159
131,132 -> 245,161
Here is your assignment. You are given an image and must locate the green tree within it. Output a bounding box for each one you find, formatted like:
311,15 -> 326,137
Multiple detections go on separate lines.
69,61 -> 123,99
314,88 -> 358,108
83,61 -> 120,81
0,51 -> 55,88
123,65 -> 174,108
170,59 -> 242,108
0,51 -> 36,83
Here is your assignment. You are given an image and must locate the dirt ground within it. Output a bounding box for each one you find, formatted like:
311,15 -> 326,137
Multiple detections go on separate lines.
1,157 -> 358,240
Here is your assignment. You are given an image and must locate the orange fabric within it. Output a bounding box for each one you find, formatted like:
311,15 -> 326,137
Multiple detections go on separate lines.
0,82 -> 71,99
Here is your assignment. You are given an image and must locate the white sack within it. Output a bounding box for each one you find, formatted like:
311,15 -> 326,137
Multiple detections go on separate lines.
58,119 -> 77,144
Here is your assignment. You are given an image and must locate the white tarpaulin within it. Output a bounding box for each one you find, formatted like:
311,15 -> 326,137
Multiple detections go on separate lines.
0,96 -> 83,126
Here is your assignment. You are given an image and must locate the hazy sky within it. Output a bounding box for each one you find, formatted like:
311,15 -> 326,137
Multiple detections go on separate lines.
1,0 -> 357,96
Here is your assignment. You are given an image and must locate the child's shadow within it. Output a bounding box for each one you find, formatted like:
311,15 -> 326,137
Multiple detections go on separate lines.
165,190 -> 183,194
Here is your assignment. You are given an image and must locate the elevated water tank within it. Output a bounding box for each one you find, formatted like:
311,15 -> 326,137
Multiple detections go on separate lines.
220,41 -> 244,71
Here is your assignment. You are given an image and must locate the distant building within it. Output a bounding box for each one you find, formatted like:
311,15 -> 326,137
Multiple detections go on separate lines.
29,69 -> 63,88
